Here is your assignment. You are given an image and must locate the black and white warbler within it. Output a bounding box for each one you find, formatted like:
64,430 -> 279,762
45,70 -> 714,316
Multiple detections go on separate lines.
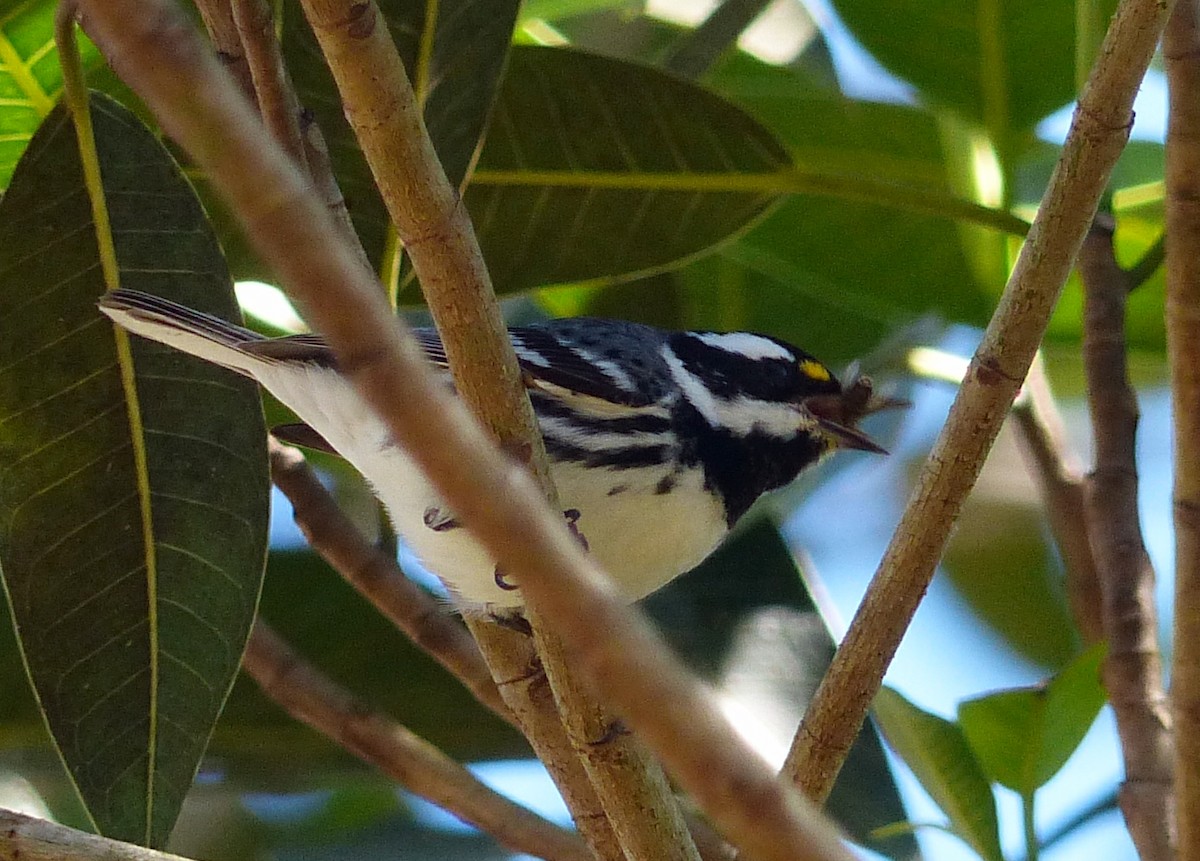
99,289 -> 892,611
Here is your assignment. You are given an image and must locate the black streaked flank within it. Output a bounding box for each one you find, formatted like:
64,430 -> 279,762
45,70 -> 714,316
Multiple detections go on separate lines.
542,436 -> 672,470
530,391 -> 671,435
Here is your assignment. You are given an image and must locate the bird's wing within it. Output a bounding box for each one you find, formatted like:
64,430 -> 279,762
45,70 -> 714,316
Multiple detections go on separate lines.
244,325 -> 661,408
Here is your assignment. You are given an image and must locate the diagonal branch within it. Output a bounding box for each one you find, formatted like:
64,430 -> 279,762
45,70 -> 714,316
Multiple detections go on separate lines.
1010,355 -> 1103,644
243,621 -> 591,861
1165,2 -> 1200,857
782,0 -> 1176,804
0,809 -> 193,861
1079,217 -> 1174,860
79,3 -> 857,859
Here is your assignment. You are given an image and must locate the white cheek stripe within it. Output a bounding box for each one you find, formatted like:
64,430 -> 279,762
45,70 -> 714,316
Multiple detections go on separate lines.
662,346 -> 813,439
693,331 -> 794,362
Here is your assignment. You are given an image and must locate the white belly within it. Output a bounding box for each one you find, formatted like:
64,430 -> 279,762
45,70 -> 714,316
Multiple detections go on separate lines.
262,365 -> 728,609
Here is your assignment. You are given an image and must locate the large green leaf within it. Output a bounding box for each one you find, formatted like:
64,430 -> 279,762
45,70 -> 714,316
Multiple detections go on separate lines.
958,645 -> 1107,796
280,0 -> 521,273
874,687 -> 1003,861
830,0 -> 1120,147
464,45 -> 790,294
0,94 -> 269,846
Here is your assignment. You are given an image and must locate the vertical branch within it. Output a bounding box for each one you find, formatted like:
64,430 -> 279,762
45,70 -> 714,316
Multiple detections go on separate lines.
229,0 -> 309,171
1166,2 -> 1200,858
191,0 -> 256,102
782,0 -> 1175,804
292,3 -> 701,859
1079,219 -> 1174,861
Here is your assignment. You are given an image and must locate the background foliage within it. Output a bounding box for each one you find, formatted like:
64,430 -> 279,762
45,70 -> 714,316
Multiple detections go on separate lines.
0,0 -> 1171,859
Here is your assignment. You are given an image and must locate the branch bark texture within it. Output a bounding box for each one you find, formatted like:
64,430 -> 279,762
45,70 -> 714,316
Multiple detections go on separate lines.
1079,220 -> 1174,861
0,809 -> 192,861
783,0 -> 1175,804
1166,1 -> 1200,857
79,4 -> 855,861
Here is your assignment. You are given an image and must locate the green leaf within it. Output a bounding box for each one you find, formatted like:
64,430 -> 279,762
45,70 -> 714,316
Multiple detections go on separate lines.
0,94 -> 269,846
830,0 -> 1120,145
942,499 -> 1080,668
958,645 -> 1107,796
0,0 -> 107,188
465,45 -> 790,295
280,0 -> 521,273
874,687 -> 1003,861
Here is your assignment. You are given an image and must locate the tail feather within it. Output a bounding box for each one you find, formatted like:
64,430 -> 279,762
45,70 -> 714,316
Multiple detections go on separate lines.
97,289 -> 266,377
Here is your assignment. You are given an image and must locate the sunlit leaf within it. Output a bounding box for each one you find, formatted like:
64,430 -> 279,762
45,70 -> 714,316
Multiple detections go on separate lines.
958,645 -> 1107,796
830,0 -> 1120,145
874,687 -> 1003,861
0,94 -> 269,846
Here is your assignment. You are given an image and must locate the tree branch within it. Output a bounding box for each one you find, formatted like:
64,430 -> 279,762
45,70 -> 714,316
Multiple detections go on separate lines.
243,621 -> 591,861
781,0 -> 1175,804
229,0 -> 308,171
1010,355 -> 1103,644
1080,217 -> 1174,860
79,3 -> 856,859
0,809 -> 193,861
190,0 -> 255,103
1165,2 -> 1200,857
292,3 -> 700,859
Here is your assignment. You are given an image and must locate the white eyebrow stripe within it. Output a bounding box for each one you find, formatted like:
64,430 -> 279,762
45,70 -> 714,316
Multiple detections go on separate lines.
661,346 -> 813,439
693,332 -> 794,362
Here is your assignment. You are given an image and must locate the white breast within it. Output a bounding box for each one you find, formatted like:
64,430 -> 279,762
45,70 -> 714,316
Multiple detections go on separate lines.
258,363 -> 728,609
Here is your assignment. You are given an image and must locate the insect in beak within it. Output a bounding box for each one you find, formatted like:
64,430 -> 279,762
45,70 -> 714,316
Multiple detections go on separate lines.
802,373 -> 908,456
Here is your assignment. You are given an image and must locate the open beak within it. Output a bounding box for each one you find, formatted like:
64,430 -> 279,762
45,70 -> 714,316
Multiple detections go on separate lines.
814,416 -> 889,455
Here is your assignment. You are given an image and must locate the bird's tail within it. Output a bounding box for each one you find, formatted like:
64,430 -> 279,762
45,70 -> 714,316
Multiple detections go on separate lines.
97,289 -> 266,377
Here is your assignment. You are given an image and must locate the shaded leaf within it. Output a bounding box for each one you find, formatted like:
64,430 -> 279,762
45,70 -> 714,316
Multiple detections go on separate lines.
958,645 -> 1107,796
874,687 -> 1003,861
464,45 -> 789,295
0,94 -> 269,846
281,0 -> 521,272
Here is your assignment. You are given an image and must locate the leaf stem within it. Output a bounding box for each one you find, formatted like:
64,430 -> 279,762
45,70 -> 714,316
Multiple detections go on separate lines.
1023,792 -> 1039,861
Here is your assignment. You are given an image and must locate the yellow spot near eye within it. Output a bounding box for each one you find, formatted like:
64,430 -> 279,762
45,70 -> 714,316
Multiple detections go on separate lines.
800,360 -> 831,382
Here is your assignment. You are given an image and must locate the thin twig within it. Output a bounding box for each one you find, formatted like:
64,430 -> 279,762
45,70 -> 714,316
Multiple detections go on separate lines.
79,4 -> 856,860
243,621 -> 591,861
267,440 -> 512,725
664,0 -> 773,78
230,0 -> 309,171
1128,232 -> 1166,290
1079,217 -> 1174,861
1010,355 -> 1103,644
0,809 -> 193,861
1165,2 -> 1200,857
293,3 -> 701,859
782,0 -> 1176,804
